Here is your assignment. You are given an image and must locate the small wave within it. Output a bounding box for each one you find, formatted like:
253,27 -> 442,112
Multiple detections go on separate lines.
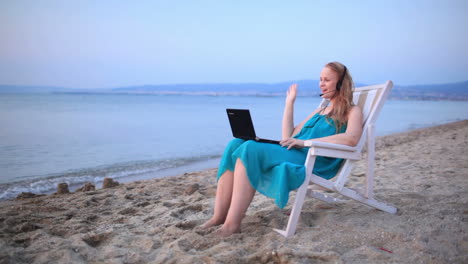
0,154 -> 220,201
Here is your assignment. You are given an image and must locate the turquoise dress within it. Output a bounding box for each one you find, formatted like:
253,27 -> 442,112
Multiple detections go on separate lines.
217,113 -> 347,208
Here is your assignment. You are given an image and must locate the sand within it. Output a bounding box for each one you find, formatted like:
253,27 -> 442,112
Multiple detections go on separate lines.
0,120 -> 467,264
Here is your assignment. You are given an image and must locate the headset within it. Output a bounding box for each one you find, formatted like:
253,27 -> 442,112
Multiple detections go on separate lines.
336,65 -> 347,91
319,65 -> 348,97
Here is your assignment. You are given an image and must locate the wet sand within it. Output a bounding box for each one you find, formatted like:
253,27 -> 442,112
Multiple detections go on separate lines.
0,120 -> 467,263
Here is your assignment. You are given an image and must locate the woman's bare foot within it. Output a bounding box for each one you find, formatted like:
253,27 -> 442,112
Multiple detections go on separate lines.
199,218 -> 224,229
214,224 -> 241,237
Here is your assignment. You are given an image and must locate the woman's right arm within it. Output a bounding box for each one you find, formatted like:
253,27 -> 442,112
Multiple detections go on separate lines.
282,84 -> 297,139
282,84 -> 321,139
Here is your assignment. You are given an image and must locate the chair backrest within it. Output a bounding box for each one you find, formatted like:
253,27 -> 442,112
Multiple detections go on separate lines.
318,81 -> 393,153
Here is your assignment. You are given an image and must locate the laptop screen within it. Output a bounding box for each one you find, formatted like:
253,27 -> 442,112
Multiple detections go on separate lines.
226,109 -> 256,139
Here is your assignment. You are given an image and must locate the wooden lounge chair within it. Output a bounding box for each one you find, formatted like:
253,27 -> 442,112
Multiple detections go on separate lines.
274,81 -> 397,238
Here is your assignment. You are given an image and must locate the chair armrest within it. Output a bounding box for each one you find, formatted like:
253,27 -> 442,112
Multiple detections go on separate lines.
306,142 -> 361,160
304,140 -> 357,152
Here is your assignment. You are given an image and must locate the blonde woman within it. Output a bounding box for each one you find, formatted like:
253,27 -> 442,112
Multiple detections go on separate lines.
202,62 -> 363,236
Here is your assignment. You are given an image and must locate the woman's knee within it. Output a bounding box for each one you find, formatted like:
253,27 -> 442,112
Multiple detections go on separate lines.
235,140 -> 265,157
225,138 -> 246,152
238,140 -> 259,150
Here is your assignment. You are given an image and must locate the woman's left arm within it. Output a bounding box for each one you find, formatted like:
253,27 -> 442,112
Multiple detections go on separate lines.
281,106 -> 363,149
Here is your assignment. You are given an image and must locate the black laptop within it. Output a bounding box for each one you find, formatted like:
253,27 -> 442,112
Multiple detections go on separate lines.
226,109 -> 280,144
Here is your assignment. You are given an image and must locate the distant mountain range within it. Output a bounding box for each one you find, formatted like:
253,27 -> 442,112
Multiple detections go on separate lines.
1,80 -> 467,100
390,81 -> 468,100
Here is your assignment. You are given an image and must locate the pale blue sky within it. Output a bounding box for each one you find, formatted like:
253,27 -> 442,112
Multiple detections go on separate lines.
0,0 -> 467,88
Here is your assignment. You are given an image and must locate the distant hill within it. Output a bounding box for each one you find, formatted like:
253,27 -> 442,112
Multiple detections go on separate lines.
390,81 -> 468,100
1,80 -> 467,100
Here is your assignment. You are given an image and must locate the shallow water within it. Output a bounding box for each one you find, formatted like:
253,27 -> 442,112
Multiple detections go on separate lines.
1,93 -> 467,199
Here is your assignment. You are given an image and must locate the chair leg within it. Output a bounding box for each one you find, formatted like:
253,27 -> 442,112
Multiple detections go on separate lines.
340,187 -> 397,214
274,157 -> 316,238
365,124 -> 375,199
307,190 -> 342,203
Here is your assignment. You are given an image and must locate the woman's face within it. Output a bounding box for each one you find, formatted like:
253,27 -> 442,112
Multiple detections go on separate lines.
319,66 -> 339,99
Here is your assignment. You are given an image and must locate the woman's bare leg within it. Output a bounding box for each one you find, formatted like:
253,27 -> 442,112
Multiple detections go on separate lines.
200,170 -> 234,228
217,158 -> 255,236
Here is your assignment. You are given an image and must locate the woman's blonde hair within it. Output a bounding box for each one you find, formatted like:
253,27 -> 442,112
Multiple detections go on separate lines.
324,61 -> 354,132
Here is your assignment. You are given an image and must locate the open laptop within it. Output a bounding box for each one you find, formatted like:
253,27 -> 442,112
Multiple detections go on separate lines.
226,109 -> 280,144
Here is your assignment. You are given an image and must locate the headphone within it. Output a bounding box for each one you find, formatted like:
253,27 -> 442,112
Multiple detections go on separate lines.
335,65 -> 347,91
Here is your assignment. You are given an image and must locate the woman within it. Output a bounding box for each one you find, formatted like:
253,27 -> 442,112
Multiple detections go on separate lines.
201,62 -> 363,237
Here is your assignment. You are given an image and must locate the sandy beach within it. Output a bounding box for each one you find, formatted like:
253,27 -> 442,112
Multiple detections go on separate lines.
0,120 -> 466,264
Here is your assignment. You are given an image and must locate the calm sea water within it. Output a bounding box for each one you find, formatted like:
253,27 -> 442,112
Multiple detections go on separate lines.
1,93 -> 467,200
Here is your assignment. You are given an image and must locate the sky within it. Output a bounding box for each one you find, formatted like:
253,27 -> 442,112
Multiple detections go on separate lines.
0,0 -> 467,89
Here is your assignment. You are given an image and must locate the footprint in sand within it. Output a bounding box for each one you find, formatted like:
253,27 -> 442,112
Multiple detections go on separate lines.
47,226 -> 69,237
176,235 -> 212,252
162,201 -> 185,208
143,215 -> 156,222
134,200 -> 151,207
170,204 -> 203,219
85,214 -> 98,222
13,236 -> 31,248
118,207 -> 138,215
15,222 -> 41,233
175,220 -> 199,230
82,232 -> 113,248
300,211 -> 328,227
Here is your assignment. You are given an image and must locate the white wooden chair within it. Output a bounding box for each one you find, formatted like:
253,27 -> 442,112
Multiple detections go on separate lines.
274,80 -> 397,238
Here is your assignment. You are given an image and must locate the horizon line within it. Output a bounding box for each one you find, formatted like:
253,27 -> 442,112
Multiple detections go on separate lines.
0,79 -> 467,90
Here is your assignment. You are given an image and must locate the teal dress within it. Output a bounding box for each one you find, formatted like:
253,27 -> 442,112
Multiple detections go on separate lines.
217,113 -> 347,208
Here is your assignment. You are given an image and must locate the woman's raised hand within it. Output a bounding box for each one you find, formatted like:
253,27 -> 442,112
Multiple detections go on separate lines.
285,83 -> 298,104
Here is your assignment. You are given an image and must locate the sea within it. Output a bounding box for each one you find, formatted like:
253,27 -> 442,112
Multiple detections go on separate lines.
1,93 -> 467,200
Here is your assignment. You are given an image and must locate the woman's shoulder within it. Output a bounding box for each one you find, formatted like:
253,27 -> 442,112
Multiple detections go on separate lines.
349,105 -> 363,115
347,105 -> 363,123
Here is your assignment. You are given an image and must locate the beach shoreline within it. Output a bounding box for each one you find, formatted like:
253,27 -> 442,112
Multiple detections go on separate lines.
0,120 -> 467,263
0,117 -> 464,202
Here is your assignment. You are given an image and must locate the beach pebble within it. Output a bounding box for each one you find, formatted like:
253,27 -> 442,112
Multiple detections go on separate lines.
17,222 -> 41,233
15,192 -> 43,199
56,183 -> 70,194
102,178 -> 120,189
75,183 -> 96,192
184,184 -> 199,195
